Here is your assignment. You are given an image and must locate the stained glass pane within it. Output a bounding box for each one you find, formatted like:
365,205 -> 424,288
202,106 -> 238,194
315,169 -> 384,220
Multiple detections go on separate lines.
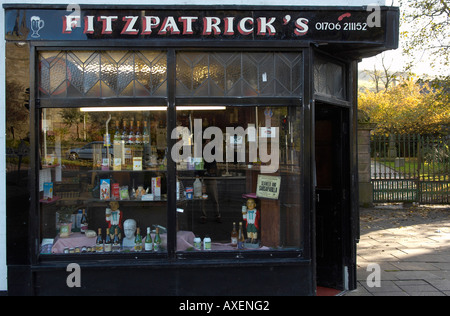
101,53 -> 118,93
314,55 -> 345,100
176,51 -> 303,97
84,53 -> 101,95
39,50 -> 167,98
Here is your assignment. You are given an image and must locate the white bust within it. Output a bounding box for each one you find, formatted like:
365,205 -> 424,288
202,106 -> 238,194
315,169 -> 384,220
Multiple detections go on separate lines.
122,219 -> 137,248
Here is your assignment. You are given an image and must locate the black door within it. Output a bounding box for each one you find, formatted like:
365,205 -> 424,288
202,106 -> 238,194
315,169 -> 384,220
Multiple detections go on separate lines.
315,103 -> 350,290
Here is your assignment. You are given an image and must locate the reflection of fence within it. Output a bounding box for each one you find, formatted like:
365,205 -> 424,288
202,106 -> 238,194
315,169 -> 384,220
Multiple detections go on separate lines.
371,134 -> 450,204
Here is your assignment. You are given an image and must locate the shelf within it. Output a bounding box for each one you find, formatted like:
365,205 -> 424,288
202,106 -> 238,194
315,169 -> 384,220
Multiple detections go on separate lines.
39,196 -> 61,204
89,168 -> 167,173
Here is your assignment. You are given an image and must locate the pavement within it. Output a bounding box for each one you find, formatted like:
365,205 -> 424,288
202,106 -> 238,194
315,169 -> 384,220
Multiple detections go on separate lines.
344,203 -> 450,296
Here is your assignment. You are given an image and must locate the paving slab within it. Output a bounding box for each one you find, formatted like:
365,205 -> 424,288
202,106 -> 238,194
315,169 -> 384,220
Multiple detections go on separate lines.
343,204 -> 450,296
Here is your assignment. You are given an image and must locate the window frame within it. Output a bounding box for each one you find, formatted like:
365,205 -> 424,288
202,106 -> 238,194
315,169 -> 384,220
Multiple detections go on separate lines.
31,44 -> 308,264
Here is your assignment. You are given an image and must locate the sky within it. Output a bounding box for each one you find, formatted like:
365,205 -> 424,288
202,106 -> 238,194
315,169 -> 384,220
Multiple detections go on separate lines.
359,1 -> 447,78
358,48 -> 438,77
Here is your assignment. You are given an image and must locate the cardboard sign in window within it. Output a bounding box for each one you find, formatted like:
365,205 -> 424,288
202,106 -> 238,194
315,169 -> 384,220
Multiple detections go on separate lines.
256,175 -> 281,200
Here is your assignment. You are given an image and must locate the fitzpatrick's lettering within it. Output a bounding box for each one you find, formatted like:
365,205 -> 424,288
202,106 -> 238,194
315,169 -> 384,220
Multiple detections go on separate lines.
61,14 -> 311,37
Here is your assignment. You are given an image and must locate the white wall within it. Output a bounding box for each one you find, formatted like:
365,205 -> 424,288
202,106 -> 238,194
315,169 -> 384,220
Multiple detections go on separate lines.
0,0 -> 396,293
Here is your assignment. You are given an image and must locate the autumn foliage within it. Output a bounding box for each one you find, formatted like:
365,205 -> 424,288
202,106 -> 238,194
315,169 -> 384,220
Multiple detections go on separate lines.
359,77 -> 450,136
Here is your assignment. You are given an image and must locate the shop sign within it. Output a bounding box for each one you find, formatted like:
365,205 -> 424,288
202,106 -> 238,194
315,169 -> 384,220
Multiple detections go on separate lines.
5,6 -> 393,43
256,175 -> 281,200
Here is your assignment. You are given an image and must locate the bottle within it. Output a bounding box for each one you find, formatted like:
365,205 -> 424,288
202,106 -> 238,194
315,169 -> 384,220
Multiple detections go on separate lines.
96,228 -> 104,253
114,121 -> 121,142
193,236 -> 201,250
112,227 -> 121,252
143,121 -> 150,145
203,236 -> 211,250
121,120 -> 128,143
128,120 -> 135,145
134,227 -> 143,252
238,222 -> 245,249
153,227 -> 161,252
80,209 -> 88,234
144,227 -> 153,252
193,176 -> 202,198
231,222 -> 238,247
135,121 -> 142,145
104,228 -> 112,252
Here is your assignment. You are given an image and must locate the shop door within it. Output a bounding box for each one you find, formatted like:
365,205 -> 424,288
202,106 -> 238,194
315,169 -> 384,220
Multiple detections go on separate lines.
315,103 -> 350,290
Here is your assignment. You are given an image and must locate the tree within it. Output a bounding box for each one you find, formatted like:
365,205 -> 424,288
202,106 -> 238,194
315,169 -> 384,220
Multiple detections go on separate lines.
6,80 -> 29,141
362,53 -> 400,93
60,108 -> 84,140
359,76 -> 450,135
400,0 -> 450,73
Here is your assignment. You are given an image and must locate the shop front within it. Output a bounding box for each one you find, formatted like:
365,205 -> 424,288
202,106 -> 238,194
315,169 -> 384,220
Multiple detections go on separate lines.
4,4 -> 399,296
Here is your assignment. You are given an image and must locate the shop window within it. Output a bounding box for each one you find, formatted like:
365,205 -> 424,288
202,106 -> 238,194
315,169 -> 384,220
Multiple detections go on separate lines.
176,52 -> 303,97
39,107 -> 169,254
37,49 -> 303,258
174,106 -> 303,252
39,50 -> 167,98
313,55 -> 346,100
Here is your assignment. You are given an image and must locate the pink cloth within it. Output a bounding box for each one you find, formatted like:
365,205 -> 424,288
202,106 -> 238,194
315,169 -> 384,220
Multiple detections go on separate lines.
51,231 -> 197,253
52,232 -> 96,253
51,231 -> 267,253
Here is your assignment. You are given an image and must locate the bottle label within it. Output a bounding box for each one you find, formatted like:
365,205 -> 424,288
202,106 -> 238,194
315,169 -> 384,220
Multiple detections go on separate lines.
96,244 -> 104,253
231,237 -> 237,245
145,242 -> 153,251
203,238 -> 211,250
80,223 -> 88,233
104,244 -> 112,252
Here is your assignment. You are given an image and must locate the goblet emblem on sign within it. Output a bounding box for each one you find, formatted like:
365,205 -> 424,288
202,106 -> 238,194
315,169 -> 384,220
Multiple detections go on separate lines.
30,16 -> 45,38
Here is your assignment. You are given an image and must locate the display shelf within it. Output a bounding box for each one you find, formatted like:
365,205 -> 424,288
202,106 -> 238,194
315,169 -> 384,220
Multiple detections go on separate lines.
39,196 -> 61,204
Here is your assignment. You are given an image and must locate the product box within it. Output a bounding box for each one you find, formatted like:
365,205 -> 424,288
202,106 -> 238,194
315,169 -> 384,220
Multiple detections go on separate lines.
151,177 -> 161,198
112,183 -> 120,200
100,179 -> 110,200
102,158 -> 110,171
185,187 -> 193,200
43,182 -> 53,200
113,158 -> 122,171
133,157 -> 142,171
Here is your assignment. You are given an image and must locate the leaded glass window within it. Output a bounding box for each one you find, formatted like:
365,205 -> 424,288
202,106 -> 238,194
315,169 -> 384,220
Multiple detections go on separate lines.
39,51 -> 167,98
313,55 -> 345,100
176,52 -> 303,97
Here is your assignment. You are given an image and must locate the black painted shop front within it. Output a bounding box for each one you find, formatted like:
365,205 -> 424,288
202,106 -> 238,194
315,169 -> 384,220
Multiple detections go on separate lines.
4,4 -> 399,296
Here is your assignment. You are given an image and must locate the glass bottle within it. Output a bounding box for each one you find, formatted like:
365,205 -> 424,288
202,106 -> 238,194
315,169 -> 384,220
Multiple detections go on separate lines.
104,228 -> 112,253
80,209 -> 88,234
135,121 -> 142,145
121,120 -> 128,143
231,222 -> 238,247
143,121 -> 150,145
153,227 -> 161,252
128,120 -> 135,145
144,227 -> 153,252
238,222 -> 245,249
112,227 -> 121,252
134,227 -> 143,252
95,228 -> 104,253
